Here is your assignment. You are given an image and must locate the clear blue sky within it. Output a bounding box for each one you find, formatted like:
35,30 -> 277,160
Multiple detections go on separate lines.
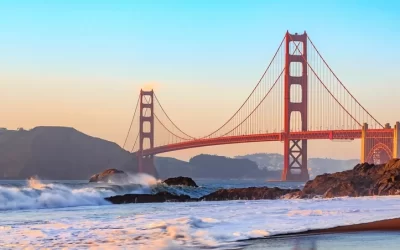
1,0 -> 399,160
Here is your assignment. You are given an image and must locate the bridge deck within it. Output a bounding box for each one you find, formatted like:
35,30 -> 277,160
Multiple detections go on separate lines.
140,129 -> 394,156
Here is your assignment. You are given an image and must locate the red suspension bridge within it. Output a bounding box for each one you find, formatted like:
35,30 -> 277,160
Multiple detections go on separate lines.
123,31 -> 400,181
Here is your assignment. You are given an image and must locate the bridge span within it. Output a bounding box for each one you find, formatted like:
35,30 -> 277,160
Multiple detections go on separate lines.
123,31 -> 400,181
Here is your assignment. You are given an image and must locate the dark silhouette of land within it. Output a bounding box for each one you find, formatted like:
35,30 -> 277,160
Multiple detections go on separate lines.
0,126 -> 358,180
0,127 -> 137,180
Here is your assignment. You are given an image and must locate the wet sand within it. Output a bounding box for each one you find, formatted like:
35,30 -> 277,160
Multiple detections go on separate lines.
244,231 -> 400,250
301,217 -> 400,234
242,218 -> 400,250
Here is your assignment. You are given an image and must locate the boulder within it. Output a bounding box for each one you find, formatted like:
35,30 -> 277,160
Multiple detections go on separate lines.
163,176 -> 198,187
105,191 -> 197,204
89,168 -> 129,183
200,187 -> 300,201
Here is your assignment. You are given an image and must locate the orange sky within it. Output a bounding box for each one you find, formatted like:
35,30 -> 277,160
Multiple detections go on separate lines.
2,70 -> 396,161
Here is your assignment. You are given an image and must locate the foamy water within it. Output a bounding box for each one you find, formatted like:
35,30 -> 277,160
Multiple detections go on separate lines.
1,177 -> 400,249
0,174 -> 160,210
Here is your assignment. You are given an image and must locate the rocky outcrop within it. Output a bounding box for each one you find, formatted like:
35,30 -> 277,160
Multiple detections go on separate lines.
163,176 -> 198,187
301,159 -> 400,198
89,169 -> 128,183
105,187 -> 300,204
104,159 -> 400,205
105,191 -> 197,204
201,187 -> 300,201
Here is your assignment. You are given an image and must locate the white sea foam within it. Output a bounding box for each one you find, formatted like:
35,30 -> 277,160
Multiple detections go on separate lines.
0,178 -> 111,210
107,172 -> 160,186
2,194 -> 400,249
0,174 -> 160,210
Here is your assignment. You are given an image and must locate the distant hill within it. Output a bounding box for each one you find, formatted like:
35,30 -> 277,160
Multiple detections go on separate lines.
0,127 -> 360,180
0,127 -> 137,180
155,156 -> 193,178
235,153 -> 283,171
155,154 -> 282,180
236,153 -> 359,178
156,153 -> 359,180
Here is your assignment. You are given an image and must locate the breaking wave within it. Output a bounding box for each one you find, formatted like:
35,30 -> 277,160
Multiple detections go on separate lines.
2,177 -> 400,248
0,174 -> 216,211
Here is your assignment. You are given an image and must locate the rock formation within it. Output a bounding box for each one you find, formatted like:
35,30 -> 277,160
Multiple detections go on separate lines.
105,187 -> 300,204
201,187 -> 300,201
163,176 -> 198,187
301,159 -> 400,198
105,192 -> 197,204
104,159 -> 400,204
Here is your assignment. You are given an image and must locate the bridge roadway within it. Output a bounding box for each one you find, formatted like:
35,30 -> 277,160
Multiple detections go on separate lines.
141,128 -> 394,156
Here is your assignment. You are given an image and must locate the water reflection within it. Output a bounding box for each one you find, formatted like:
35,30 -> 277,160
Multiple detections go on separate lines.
242,236 -> 318,250
292,238 -> 317,250
243,231 -> 400,250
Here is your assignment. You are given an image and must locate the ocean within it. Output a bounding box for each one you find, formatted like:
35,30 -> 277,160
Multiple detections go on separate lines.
1,175 -> 400,249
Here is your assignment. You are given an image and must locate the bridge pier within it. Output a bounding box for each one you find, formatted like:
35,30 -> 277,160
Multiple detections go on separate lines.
360,123 -> 369,163
394,121 -> 400,158
138,154 -> 157,177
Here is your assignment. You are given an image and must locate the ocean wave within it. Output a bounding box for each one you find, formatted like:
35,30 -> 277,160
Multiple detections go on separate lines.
0,178 -> 111,210
0,174 -> 164,211
0,174 -> 221,211
2,186 -> 400,248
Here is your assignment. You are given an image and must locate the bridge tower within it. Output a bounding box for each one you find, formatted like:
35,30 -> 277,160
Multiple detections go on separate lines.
137,89 -> 157,176
282,31 -> 310,181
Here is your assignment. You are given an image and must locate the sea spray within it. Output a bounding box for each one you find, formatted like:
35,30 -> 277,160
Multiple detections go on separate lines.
0,177 -> 112,210
0,174 -> 161,211
152,183 -> 215,198
103,173 -> 215,198
27,176 -> 46,189
1,174 -> 218,210
106,172 -> 160,186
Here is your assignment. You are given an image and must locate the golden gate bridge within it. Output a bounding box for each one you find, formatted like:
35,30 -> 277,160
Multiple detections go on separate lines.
122,31 -> 400,181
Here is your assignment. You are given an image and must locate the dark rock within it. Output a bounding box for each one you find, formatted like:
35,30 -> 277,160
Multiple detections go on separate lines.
200,187 -> 300,201
105,191 -> 198,204
89,168 -> 129,183
163,176 -> 198,187
300,159 -> 400,198
105,159 -> 400,205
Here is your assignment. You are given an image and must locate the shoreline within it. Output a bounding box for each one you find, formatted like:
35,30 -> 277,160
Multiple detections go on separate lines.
252,217 -> 400,241
308,217 -> 400,234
